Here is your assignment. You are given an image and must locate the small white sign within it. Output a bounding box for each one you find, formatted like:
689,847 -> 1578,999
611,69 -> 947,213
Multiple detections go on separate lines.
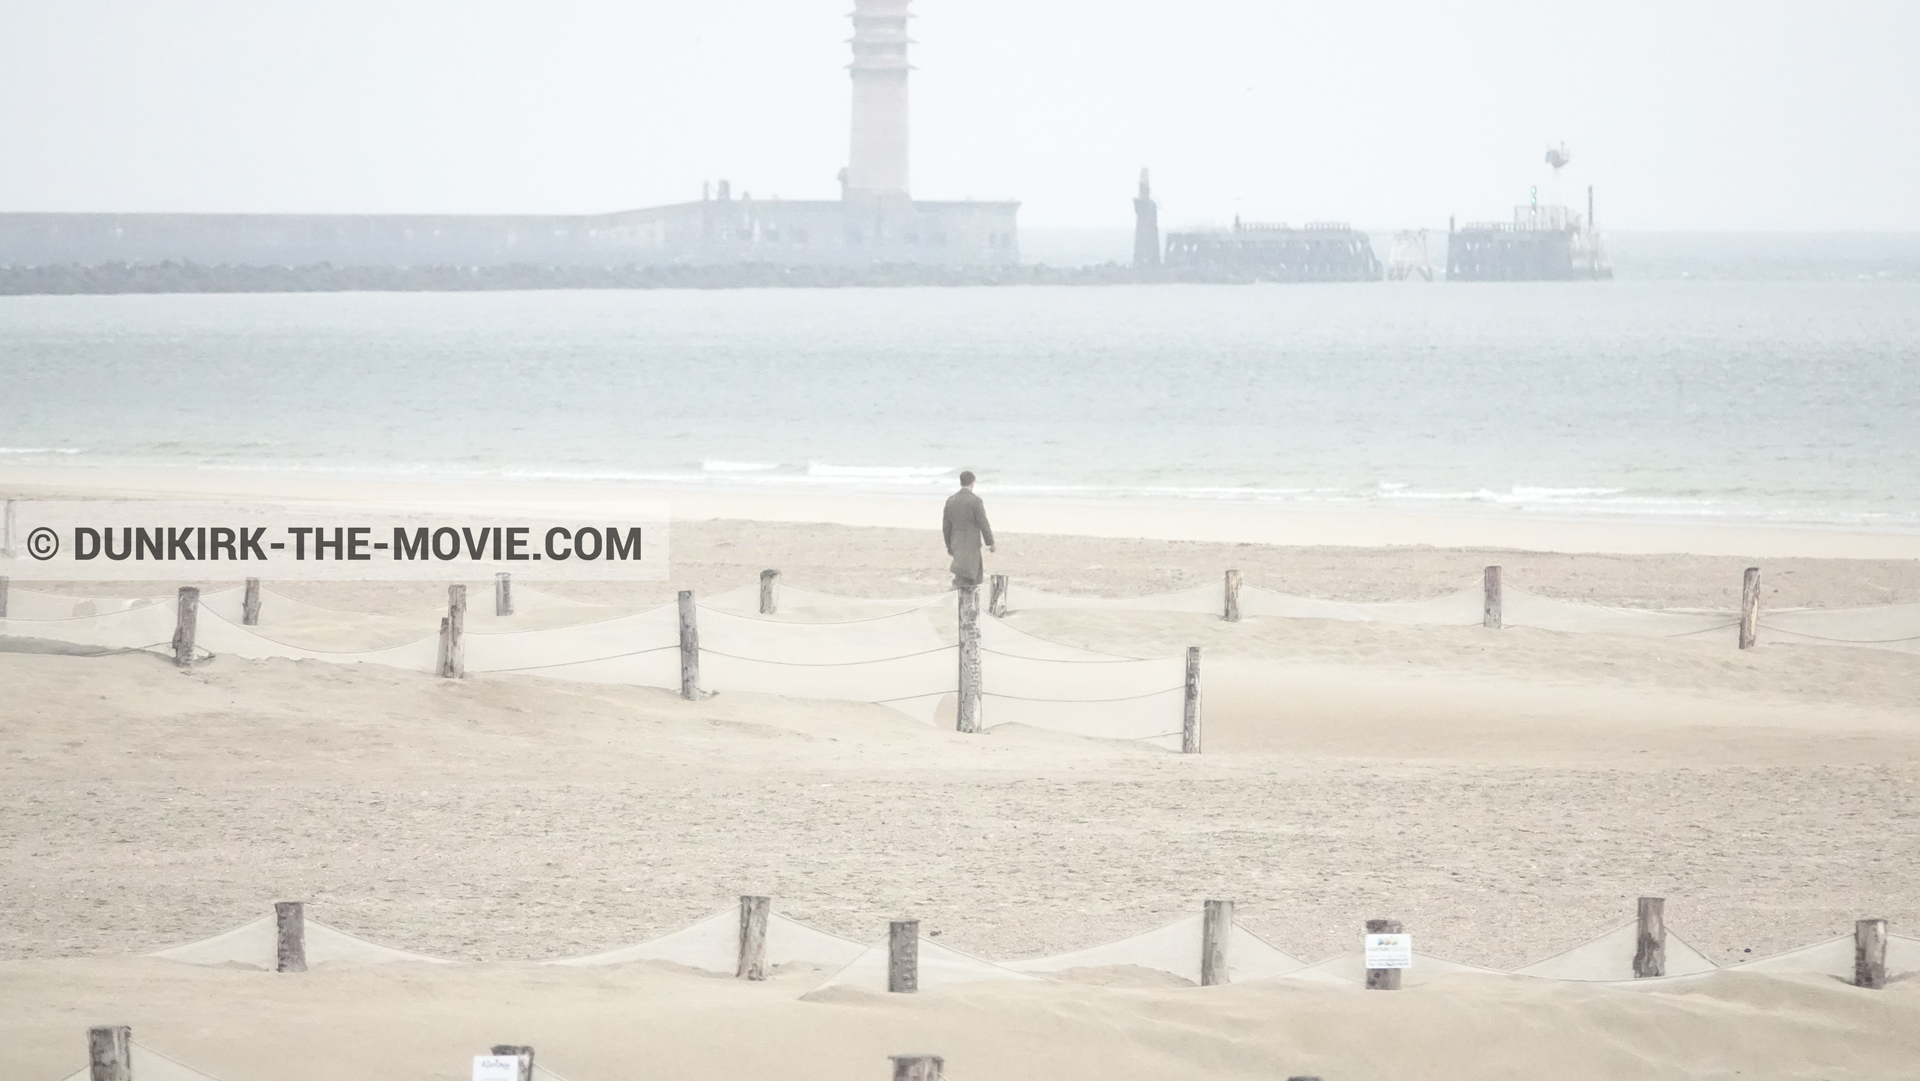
474,1056 -> 520,1081
1364,933 -> 1413,969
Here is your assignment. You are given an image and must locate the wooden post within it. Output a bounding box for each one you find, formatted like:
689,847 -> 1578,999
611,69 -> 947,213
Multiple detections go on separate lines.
275,901 -> 307,973
1224,569 -> 1242,622
956,586 -> 981,734
678,590 -> 700,700
988,573 -> 1008,618
1483,565 -> 1502,629
172,586 -> 200,667
495,572 -> 512,617
738,894 -> 770,980
1365,918 -> 1403,990
1855,918 -> 1889,989
759,569 -> 779,615
442,585 -> 466,679
1200,898 -> 1232,986
1633,896 -> 1666,978
888,919 -> 919,993
1182,647 -> 1202,754
241,577 -> 261,626
889,1055 -> 944,1081
88,1024 -> 132,1081
489,1045 -> 535,1081
1739,567 -> 1761,650
435,616 -> 450,677
1,499 -> 14,558
0,574 -> 9,619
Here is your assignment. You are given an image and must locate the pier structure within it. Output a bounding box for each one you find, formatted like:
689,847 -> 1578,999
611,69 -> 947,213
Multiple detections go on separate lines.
1163,220 -> 1382,281
1445,198 -> 1611,280
0,0 -> 1017,270
1446,147 -> 1611,281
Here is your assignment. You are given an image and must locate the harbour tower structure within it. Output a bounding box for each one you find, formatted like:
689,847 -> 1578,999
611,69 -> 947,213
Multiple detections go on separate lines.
1132,169 -> 1161,268
1163,219 -> 1381,281
0,1 -> 1017,270
846,0 -> 911,201
1446,146 -> 1611,280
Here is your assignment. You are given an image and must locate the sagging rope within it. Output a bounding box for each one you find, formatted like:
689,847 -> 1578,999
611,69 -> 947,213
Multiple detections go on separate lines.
982,687 -> 1183,704
1756,625 -> 1920,645
696,644 -> 955,667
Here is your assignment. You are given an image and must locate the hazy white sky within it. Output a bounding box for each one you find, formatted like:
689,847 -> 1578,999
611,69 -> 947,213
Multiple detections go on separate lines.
2,1 -> 1916,230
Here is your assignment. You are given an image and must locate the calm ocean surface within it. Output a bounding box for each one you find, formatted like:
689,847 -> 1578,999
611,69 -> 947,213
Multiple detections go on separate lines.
2,282 -> 1916,531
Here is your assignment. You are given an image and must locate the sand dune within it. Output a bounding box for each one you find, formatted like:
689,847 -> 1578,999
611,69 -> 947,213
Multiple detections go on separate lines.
6,956 -> 1919,1081
3,633 -> 1914,967
4,474 -> 1918,1077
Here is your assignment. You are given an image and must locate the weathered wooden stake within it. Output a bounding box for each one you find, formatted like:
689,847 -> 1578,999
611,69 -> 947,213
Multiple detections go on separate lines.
489,1045 -> 535,1081
274,900 -> 307,973
1224,569 -> 1242,622
889,1054 -> 944,1081
1483,565 -> 1503,629
495,572 -> 513,617
956,586 -> 981,734
0,574 -> 9,619
678,590 -> 700,700
172,586 -> 200,667
435,616 -> 450,676
1200,898 -> 1232,986
1365,918 -> 1403,990
1633,896 -> 1666,978
1182,647 -> 1202,754
888,919 -> 919,993
88,1024 -> 133,1081
1,499 -> 15,558
988,573 -> 1008,618
1855,918 -> 1888,989
442,585 -> 466,679
759,569 -> 780,615
738,894 -> 771,980
1739,567 -> 1761,650
241,577 -> 261,626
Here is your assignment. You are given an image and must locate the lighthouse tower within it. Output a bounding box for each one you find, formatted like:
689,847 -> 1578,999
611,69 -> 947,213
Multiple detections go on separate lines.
846,0 -> 911,200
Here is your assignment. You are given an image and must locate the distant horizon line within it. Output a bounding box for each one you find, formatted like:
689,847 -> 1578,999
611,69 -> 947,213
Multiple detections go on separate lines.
0,210 -> 1914,238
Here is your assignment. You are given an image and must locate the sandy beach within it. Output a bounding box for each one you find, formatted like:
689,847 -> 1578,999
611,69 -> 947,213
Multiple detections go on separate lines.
3,467 -> 1918,1079
9,0 -> 1920,1075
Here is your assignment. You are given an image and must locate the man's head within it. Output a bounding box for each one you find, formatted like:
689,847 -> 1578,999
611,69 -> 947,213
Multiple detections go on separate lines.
958,471 -> 976,488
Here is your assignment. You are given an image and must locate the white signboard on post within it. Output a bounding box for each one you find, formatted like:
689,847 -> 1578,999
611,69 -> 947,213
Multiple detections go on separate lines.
1364,933 -> 1413,969
474,1056 -> 521,1081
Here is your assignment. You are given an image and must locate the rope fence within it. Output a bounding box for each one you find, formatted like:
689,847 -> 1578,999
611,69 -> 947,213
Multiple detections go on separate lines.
6,563 -> 1914,653
2,565 -> 1913,754
94,892 -> 1914,991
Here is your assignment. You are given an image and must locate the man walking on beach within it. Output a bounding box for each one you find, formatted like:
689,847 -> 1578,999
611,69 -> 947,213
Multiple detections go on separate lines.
943,471 -> 995,590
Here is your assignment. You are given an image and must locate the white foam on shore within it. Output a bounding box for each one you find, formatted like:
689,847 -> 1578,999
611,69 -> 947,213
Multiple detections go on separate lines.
6,455 -> 1919,538
806,463 -> 953,479
701,461 -> 781,473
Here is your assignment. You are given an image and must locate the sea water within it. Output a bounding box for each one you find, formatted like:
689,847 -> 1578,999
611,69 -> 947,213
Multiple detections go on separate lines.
1,281 -> 1915,531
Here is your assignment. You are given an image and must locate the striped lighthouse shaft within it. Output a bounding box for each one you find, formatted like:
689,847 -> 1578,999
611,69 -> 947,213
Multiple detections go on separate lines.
848,0 -> 911,199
